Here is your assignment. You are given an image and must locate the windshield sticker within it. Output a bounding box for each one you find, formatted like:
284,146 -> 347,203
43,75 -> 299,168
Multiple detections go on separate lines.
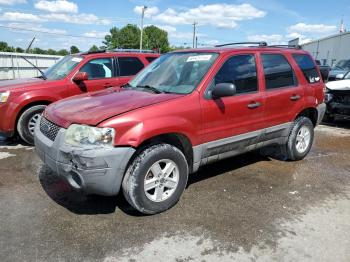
72,57 -> 83,63
186,55 -> 212,62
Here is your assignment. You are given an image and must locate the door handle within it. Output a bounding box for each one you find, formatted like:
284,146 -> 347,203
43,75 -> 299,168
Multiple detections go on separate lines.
290,94 -> 301,101
247,101 -> 261,109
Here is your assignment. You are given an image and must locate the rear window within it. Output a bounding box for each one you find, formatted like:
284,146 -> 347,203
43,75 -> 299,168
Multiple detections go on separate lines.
292,54 -> 321,83
261,54 -> 296,90
118,57 -> 144,76
146,57 -> 158,63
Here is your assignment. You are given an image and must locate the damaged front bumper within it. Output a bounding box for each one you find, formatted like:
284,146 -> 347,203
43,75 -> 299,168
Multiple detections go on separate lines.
34,120 -> 135,196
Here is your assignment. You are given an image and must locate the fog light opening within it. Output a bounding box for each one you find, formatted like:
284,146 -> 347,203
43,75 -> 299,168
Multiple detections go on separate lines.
68,172 -> 83,189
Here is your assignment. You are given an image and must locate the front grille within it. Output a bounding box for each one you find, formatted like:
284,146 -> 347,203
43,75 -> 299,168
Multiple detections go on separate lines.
40,117 -> 61,141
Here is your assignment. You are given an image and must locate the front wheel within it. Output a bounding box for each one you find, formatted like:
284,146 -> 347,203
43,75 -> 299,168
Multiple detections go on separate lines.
122,144 -> 189,215
285,117 -> 314,161
17,105 -> 46,145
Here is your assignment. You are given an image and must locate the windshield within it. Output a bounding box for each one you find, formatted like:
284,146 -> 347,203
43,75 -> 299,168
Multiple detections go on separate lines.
129,52 -> 219,94
44,55 -> 83,80
334,60 -> 350,70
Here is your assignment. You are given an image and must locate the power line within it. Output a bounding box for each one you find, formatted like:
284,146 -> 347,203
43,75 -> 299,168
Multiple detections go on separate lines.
0,24 -> 105,39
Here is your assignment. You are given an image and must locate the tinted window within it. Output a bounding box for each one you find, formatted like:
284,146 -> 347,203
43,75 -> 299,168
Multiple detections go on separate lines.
214,54 -> 258,94
118,57 -> 144,76
146,57 -> 157,63
262,54 -> 295,89
293,54 -> 320,83
80,58 -> 113,79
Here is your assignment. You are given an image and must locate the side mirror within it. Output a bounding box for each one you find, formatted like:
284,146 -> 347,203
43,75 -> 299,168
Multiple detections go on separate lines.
73,72 -> 88,82
212,83 -> 236,98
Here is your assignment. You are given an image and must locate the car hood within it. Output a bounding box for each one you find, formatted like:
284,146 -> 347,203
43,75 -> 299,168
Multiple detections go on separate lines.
0,78 -> 44,92
326,80 -> 350,91
329,69 -> 348,77
45,88 -> 184,128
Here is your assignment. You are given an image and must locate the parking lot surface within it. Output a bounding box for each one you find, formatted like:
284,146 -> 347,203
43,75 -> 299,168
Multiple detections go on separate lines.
1,123 -> 350,262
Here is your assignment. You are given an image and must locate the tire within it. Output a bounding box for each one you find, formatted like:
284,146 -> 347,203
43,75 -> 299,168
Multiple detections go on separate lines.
122,143 -> 189,215
17,105 -> 46,145
285,117 -> 314,161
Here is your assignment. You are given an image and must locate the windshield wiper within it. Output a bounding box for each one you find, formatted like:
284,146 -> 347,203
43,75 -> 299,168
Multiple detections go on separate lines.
20,56 -> 47,80
136,85 -> 164,94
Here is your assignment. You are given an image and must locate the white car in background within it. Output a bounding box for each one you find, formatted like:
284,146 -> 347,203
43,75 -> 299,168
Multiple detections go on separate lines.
324,71 -> 350,121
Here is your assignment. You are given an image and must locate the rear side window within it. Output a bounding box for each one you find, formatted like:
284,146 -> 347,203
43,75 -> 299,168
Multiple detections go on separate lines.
214,54 -> 258,94
146,57 -> 157,63
261,54 -> 296,90
118,57 -> 144,76
292,54 -> 320,83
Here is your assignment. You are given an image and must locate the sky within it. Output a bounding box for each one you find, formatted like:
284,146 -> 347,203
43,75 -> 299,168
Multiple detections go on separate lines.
0,0 -> 349,51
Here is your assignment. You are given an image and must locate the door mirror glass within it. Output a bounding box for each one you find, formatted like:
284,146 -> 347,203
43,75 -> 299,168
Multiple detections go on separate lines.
73,72 -> 88,82
212,83 -> 236,98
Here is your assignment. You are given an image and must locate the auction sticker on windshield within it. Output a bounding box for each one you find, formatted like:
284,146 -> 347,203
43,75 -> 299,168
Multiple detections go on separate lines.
186,55 -> 212,62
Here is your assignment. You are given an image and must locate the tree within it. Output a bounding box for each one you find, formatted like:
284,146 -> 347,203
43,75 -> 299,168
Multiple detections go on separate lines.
103,27 -> 120,49
89,45 -> 99,52
57,49 -> 69,56
70,45 -> 80,54
0,41 -> 14,52
32,47 -> 47,54
15,47 -> 24,53
47,49 -> 57,55
144,25 -> 170,53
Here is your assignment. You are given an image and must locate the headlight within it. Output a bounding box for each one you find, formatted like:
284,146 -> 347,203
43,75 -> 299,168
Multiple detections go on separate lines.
324,93 -> 333,103
65,124 -> 115,147
0,91 -> 10,103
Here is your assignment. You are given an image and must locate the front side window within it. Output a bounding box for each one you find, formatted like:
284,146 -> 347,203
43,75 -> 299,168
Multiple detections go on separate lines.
214,54 -> 258,94
129,52 -> 219,94
118,57 -> 144,76
262,54 -> 296,90
80,58 -> 113,80
293,54 -> 320,83
45,55 -> 83,80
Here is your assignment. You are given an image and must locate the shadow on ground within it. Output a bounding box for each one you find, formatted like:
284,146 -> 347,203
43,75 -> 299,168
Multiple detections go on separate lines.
38,152 -> 269,217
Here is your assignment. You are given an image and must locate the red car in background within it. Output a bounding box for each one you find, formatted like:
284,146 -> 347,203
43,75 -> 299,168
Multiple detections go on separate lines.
0,50 -> 159,144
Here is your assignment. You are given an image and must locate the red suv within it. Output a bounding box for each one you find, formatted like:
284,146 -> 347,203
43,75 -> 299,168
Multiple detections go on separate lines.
0,50 -> 159,144
34,43 -> 326,214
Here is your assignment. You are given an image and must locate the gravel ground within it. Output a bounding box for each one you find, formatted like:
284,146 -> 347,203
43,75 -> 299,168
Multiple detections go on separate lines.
0,122 -> 349,262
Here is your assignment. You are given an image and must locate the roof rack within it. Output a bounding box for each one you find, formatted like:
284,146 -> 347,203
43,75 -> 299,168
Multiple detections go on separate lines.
112,48 -> 158,53
215,42 -> 267,47
268,44 -> 302,49
80,49 -> 107,55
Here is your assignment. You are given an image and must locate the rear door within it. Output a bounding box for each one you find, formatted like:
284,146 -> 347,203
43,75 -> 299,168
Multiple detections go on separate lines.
200,53 -> 266,159
116,56 -> 145,85
260,52 -> 305,139
71,57 -> 119,95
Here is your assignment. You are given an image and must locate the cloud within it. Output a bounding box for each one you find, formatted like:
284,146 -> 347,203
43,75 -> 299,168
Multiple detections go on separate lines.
0,12 -> 44,22
42,13 -> 110,25
134,6 -> 159,18
155,24 -> 206,40
247,34 -> 284,45
143,3 -> 266,29
35,0 -> 78,13
0,11 -> 110,25
6,22 -> 67,34
288,23 -> 337,34
0,0 -> 26,5
82,30 -> 108,38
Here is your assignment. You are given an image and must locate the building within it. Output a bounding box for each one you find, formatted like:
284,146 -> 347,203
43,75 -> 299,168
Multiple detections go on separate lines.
289,31 -> 350,67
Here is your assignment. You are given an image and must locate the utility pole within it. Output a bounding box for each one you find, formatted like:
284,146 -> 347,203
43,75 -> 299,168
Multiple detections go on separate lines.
192,21 -> 197,48
140,5 -> 147,52
195,36 -> 198,48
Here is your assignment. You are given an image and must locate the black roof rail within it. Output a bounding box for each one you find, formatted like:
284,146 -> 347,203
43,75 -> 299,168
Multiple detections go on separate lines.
112,48 -> 158,53
215,41 -> 267,47
80,49 -> 107,55
268,44 -> 302,49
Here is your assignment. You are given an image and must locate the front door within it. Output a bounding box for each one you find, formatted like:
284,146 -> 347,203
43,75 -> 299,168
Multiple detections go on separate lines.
71,57 -> 119,95
199,54 -> 266,160
116,56 -> 145,86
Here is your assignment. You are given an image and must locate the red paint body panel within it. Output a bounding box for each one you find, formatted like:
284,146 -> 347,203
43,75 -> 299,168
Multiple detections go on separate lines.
0,52 -> 159,135
43,47 -> 325,149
